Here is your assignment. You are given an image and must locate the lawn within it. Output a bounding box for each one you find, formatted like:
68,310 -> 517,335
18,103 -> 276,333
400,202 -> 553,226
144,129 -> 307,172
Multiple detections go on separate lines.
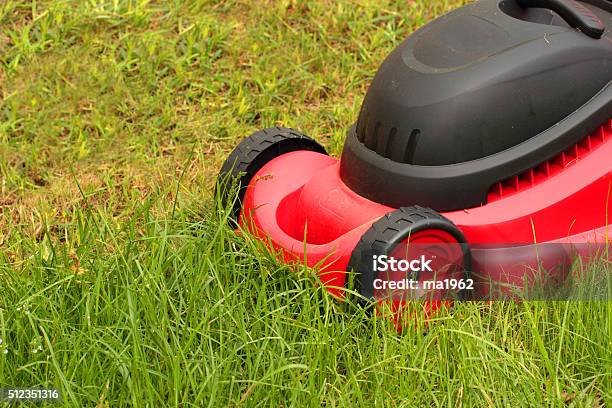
0,0 -> 610,406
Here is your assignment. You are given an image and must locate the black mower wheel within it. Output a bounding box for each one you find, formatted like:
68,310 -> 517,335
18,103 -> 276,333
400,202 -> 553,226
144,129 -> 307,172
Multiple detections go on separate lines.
217,127 -> 327,222
347,206 -> 471,305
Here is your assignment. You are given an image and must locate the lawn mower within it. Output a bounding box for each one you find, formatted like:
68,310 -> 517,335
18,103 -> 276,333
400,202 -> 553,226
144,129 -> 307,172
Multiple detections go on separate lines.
217,0 -> 611,308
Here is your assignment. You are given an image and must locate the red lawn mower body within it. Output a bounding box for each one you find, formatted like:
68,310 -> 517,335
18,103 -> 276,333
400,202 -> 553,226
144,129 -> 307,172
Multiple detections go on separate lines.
240,121 -> 611,299
219,0 -> 612,305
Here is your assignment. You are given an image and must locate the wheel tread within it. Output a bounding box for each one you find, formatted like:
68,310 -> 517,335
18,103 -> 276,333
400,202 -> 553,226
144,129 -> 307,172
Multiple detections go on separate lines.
217,127 -> 327,221
347,206 -> 470,302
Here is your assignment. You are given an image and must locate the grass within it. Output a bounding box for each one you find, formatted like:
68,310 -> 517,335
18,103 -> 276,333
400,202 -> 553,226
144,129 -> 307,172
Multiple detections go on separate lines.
0,0 -> 609,406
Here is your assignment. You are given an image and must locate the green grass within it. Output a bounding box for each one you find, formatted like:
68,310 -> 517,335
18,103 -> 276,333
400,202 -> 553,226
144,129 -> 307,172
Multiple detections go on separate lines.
0,0 -> 610,406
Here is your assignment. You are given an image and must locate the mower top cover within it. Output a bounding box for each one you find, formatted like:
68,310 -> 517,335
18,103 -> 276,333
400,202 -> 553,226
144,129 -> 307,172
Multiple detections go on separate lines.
340,0 -> 612,211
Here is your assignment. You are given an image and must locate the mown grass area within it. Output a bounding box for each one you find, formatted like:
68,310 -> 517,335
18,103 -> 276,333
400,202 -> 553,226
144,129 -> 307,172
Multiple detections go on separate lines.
0,0 -> 610,406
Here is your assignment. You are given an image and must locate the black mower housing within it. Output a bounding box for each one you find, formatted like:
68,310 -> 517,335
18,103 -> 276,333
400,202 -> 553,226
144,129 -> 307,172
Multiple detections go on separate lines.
340,0 -> 612,211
